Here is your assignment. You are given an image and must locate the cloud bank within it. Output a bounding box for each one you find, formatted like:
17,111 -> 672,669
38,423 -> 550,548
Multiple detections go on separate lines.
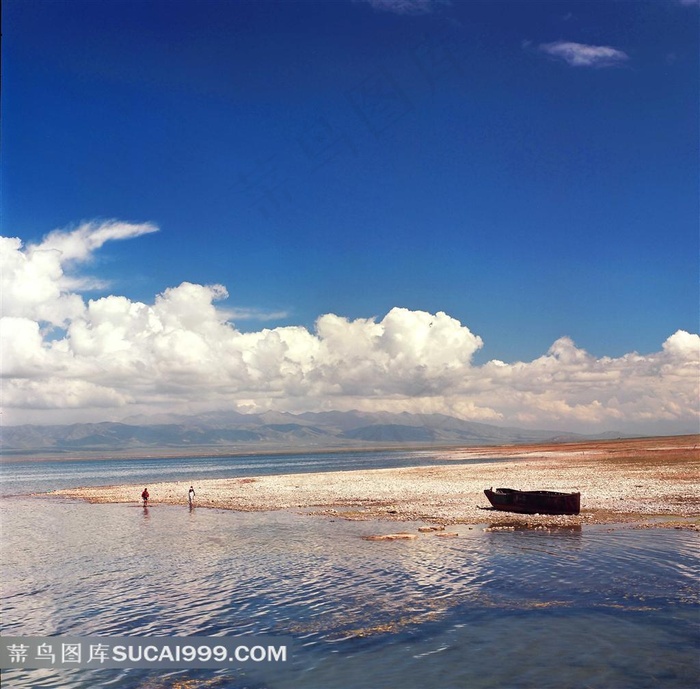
539,41 -> 629,68
1,222 -> 698,434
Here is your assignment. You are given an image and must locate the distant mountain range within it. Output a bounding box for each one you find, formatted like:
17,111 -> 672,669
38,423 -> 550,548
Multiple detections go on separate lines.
0,410 -> 626,456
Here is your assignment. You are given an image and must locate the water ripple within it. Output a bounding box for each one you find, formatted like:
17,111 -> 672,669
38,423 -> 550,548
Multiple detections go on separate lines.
1,498 -> 698,689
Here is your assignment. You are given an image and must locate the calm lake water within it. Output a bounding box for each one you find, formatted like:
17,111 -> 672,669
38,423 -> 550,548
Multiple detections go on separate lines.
0,449 -> 476,497
1,452 -> 698,689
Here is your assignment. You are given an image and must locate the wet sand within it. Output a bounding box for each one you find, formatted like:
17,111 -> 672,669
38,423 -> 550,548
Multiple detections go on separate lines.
49,435 -> 699,528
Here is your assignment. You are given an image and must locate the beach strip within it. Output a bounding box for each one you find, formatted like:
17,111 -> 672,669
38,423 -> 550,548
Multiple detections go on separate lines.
48,436 -> 699,527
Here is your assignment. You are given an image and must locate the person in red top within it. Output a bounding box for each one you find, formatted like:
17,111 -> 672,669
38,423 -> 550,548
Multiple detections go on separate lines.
141,488 -> 149,507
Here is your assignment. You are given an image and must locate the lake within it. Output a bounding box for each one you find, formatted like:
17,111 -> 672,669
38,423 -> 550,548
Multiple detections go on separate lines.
1,451 -> 698,688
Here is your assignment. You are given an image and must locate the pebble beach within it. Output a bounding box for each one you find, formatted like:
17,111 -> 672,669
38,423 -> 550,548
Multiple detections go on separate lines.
50,435 -> 699,529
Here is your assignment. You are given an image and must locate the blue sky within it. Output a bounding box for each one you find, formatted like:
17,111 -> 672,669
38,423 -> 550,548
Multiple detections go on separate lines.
2,0 -> 699,431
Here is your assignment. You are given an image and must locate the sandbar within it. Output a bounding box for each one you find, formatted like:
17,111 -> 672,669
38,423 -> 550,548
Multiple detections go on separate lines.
48,435 -> 699,528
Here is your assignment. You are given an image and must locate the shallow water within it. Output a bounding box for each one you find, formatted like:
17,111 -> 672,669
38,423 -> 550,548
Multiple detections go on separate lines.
0,449 -> 496,496
2,492 -> 698,689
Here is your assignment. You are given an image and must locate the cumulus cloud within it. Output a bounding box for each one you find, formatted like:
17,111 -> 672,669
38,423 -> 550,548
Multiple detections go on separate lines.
466,333 -> 700,431
1,223 -> 699,434
1,220 -> 158,327
538,41 -> 629,68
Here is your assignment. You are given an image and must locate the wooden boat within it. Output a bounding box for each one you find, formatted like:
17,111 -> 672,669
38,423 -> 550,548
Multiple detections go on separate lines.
484,487 -> 580,515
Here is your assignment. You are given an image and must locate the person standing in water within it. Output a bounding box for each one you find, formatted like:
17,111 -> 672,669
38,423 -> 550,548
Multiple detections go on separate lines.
188,485 -> 196,507
141,488 -> 149,507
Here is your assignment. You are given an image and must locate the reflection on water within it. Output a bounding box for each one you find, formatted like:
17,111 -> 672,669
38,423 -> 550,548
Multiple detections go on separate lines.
1,497 -> 698,689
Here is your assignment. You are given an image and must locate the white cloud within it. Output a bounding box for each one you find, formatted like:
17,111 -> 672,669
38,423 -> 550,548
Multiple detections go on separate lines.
1,220 -> 158,327
1,222 -> 698,434
35,219 -> 158,263
225,307 -> 291,322
538,41 -> 629,68
358,0 -> 438,15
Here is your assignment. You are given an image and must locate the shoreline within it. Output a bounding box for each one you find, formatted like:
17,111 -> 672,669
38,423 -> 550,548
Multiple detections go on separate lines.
46,435 -> 700,529
6,433 -> 696,463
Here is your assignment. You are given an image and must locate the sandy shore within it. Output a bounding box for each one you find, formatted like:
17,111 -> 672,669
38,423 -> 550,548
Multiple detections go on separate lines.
49,435 -> 699,529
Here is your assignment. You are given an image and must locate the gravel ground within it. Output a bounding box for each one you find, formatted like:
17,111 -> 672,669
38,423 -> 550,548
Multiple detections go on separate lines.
48,435 -> 699,529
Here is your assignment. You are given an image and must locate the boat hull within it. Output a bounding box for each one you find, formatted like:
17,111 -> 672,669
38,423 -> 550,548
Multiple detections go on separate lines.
484,488 -> 580,515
